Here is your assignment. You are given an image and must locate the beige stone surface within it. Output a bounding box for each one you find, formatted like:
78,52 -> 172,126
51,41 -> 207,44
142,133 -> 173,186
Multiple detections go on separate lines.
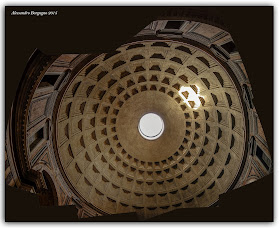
117,91 -> 185,162
192,23 -> 223,38
57,40 -> 246,219
29,97 -> 48,123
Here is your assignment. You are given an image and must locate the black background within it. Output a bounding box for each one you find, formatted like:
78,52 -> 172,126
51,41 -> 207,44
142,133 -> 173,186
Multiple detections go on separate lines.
5,6 -> 273,222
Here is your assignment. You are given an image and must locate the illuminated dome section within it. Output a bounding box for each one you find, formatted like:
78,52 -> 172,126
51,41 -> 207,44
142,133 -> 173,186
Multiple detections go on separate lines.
138,113 -> 164,140
57,40 -> 246,219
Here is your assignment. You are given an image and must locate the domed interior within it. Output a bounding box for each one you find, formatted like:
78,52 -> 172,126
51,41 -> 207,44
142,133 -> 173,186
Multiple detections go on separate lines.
56,40 -> 246,218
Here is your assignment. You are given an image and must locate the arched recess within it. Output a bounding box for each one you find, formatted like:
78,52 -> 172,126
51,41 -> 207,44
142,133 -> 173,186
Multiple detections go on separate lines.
38,170 -> 59,206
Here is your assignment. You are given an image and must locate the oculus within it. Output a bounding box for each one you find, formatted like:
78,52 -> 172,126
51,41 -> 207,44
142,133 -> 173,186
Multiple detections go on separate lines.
138,113 -> 164,140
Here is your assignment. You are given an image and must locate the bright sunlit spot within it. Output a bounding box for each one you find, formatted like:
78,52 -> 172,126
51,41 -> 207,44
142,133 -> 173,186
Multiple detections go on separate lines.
179,86 -> 203,110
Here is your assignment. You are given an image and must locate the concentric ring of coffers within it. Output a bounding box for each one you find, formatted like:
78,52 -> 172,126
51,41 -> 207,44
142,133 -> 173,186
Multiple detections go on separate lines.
57,40 -> 246,218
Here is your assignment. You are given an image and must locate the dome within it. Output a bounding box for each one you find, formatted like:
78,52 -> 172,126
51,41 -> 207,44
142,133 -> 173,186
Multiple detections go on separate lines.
57,40 -> 246,218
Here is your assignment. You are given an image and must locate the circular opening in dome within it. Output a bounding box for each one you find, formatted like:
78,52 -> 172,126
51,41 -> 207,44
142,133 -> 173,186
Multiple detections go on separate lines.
138,113 -> 164,140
